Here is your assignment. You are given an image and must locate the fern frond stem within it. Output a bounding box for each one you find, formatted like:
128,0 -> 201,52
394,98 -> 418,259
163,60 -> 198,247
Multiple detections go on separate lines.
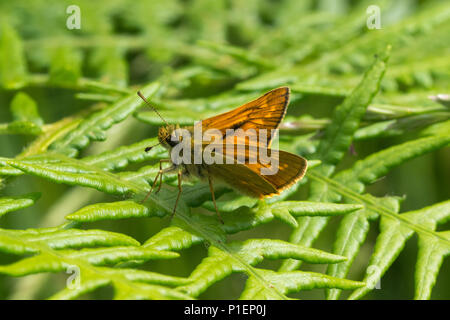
148,195 -> 288,299
308,171 -> 450,246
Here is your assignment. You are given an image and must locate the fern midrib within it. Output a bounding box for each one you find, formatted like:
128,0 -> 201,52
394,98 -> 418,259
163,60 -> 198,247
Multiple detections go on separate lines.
121,164 -> 171,182
48,154 -> 147,193
19,118 -> 83,157
148,194 -> 289,300
308,171 -> 450,246
0,118 -> 83,189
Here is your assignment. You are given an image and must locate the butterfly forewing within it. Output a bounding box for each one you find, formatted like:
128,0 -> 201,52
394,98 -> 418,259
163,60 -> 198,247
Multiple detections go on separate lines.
197,87 -> 290,147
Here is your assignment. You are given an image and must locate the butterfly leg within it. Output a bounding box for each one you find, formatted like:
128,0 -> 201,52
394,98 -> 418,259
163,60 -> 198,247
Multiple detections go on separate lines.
155,158 -> 170,194
207,171 -> 224,224
170,169 -> 183,220
141,159 -> 171,203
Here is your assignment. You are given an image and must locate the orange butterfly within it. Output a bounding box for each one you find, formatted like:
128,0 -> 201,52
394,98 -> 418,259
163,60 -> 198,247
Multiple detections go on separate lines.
138,87 -> 308,223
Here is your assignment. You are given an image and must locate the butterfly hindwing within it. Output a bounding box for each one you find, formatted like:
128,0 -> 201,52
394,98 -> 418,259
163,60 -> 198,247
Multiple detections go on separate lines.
206,161 -> 278,198
204,148 -> 307,198
245,150 -> 308,193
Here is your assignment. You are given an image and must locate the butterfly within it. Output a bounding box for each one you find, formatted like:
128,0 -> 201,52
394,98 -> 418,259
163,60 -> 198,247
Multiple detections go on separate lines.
138,87 -> 308,223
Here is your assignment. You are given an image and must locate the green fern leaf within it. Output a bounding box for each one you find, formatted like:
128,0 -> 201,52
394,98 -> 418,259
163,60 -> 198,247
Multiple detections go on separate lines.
49,82 -> 160,157
281,45 -> 390,272
0,226 -> 191,299
177,238 -> 349,298
1,1 -> 448,300
4,153 -> 144,195
348,201 -> 450,300
66,200 -> 160,222
0,22 -> 27,89
0,193 -> 40,218
324,134 -> 450,299
0,92 -> 44,136
240,269 -> 364,300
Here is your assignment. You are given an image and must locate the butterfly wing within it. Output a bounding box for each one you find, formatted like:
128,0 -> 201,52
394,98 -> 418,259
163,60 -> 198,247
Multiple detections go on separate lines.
197,87 -> 289,147
187,86 -> 307,198
206,148 -> 307,198
207,161 -> 279,198
245,149 -> 307,195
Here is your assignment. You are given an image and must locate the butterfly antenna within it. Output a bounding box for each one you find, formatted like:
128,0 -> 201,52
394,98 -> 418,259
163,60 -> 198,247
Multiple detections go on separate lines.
138,91 -> 172,152
137,91 -> 170,127
144,144 -> 160,152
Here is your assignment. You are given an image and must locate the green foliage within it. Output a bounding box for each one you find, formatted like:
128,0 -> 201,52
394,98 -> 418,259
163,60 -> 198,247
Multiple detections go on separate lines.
0,22 -> 27,89
0,193 -> 40,218
0,0 -> 449,300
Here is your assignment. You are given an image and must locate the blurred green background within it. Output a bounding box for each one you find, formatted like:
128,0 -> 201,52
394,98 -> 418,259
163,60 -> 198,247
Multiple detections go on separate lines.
0,0 -> 448,299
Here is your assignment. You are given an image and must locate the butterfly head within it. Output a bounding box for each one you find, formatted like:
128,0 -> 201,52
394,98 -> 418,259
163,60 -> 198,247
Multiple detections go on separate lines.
137,91 -> 181,152
158,124 -> 181,149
